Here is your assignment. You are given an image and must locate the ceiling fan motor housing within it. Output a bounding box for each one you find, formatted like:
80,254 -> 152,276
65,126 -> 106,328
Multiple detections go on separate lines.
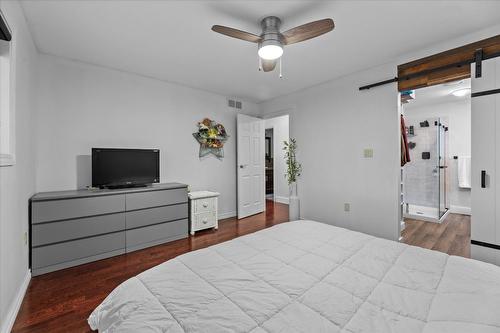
259,16 -> 283,49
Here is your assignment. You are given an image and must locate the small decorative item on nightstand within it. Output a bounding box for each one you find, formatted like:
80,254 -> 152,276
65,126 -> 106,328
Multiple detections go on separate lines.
188,191 -> 220,235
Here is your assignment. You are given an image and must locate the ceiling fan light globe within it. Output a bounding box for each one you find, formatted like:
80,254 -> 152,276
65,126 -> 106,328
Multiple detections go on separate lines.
258,44 -> 283,60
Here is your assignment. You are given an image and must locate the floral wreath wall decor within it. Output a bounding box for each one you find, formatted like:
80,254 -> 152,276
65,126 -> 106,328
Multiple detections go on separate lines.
193,118 -> 228,159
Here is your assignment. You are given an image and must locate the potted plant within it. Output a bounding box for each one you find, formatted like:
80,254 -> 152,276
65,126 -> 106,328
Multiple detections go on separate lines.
283,138 -> 302,220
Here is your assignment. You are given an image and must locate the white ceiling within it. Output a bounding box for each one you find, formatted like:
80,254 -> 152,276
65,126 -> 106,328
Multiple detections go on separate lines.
20,1 -> 500,103
405,79 -> 471,109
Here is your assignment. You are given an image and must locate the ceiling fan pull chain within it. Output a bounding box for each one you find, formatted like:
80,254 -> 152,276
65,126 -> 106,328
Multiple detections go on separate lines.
279,57 -> 283,78
258,56 -> 262,71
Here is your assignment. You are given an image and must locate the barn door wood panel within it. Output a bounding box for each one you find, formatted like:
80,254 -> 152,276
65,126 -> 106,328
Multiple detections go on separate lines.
398,35 -> 500,91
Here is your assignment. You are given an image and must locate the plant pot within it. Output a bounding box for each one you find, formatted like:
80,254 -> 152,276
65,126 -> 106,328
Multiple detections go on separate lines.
289,182 -> 300,221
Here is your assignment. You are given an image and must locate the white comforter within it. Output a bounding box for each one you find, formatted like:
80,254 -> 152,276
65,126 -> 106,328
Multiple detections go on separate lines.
89,220 -> 500,332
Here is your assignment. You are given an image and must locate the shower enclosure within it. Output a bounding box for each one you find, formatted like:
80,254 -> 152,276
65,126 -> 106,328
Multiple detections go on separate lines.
404,117 -> 449,222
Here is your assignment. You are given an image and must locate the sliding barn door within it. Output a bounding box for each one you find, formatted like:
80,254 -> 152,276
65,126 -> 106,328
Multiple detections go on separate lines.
237,114 -> 265,219
471,57 -> 500,265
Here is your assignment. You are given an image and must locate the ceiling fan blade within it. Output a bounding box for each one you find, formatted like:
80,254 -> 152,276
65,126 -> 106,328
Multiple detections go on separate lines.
212,25 -> 261,43
281,18 -> 334,45
261,59 -> 277,72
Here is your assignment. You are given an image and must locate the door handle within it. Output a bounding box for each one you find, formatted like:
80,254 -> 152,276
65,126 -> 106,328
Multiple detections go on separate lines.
239,164 -> 247,169
481,170 -> 486,188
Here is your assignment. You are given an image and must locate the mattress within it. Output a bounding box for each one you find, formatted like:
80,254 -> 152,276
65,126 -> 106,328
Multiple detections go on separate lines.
88,220 -> 500,332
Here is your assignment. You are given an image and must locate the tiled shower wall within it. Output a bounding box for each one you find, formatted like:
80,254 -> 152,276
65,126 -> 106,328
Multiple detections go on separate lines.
404,117 -> 442,208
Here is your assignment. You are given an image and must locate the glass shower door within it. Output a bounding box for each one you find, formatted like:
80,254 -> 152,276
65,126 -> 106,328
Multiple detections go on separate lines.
438,119 -> 448,218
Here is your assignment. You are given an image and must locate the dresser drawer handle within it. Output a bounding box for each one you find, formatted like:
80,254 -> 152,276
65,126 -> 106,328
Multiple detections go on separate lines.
202,218 -> 208,224
202,203 -> 208,208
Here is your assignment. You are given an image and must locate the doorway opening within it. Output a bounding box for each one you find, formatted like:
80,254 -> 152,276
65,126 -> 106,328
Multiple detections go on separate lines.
400,78 -> 471,243
264,114 -> 290,205
265,128 -> 274,200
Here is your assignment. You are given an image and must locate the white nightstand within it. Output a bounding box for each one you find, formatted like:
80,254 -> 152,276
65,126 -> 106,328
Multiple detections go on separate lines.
188,191 -> 219,235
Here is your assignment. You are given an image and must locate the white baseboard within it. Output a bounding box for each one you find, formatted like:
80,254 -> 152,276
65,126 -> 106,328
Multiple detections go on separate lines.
274,196 -> 289,204
1,270 -> 31,333
449,205 -> 471,215
219,211 -> 237,220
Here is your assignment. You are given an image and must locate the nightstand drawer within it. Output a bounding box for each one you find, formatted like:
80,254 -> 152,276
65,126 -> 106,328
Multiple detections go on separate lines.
194,197 -> 216,214
194,212 -> 216,229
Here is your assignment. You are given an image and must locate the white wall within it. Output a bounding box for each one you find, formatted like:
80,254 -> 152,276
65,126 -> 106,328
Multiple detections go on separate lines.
259,25 -> 500,241
35,54 -> 260,219
261,64 -> 401,240
264,115 -> 289,204
405,99 -> 471,213
0,1 -> 37,331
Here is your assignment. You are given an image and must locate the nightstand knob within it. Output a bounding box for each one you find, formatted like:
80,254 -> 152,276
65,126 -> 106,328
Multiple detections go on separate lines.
203,203 -> 208,208
202,219 -> 208,224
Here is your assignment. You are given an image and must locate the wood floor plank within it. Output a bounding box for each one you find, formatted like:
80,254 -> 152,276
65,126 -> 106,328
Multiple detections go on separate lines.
402,213 -> 471,258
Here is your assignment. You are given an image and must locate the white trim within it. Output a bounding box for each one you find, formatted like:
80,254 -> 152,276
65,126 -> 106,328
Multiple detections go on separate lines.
274,196 -> 289,204
449,205 -> 471,215
1,270 -> 31,333
0,152 -> 15,166
218,211 -> 237,220
0,30 -> 16,166
400,220 -> 406,232
261,107 -> 295,119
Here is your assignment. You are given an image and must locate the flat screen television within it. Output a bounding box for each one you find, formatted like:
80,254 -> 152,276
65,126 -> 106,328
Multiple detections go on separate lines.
92,148 -> 159,189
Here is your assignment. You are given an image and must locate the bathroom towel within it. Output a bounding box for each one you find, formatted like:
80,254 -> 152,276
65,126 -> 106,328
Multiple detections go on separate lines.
458,156 -> 471,188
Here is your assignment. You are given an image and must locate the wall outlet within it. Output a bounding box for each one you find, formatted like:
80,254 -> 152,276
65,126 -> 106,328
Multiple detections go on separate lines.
363,148 -> 374,158
24,231 -> 27,245
344,203 -> 350,212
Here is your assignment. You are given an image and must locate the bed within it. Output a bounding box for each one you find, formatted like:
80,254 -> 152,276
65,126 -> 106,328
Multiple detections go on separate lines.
88,220 -> 500,333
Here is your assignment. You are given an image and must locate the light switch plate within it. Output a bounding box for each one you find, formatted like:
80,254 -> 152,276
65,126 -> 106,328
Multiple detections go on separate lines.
364,148 -> 373,158
344,203 -> 350,212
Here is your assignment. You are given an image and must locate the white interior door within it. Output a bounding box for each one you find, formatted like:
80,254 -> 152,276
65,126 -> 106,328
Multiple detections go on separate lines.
237,114 -> 265,219
471,56 -> 500,265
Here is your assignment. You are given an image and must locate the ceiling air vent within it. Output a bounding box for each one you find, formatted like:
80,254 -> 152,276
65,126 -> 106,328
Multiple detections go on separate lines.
228,99 -> 242,110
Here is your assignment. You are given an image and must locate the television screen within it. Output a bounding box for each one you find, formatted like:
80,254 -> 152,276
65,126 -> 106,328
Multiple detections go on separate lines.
92,148 -> 159,188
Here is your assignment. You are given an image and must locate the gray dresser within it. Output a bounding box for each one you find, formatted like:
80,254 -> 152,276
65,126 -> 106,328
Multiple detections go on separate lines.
30,183 -> 188,276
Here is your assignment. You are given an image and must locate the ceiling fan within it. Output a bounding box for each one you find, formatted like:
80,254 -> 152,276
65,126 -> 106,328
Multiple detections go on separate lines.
212,16 -> 334,75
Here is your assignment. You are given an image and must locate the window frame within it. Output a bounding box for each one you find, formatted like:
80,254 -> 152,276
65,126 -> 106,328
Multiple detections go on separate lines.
0,9 -> 14,167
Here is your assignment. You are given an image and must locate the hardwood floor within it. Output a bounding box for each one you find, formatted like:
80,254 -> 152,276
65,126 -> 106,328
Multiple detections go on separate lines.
12,205 -> 471,333
402,213 -> 471,258
12,201 -> 289,333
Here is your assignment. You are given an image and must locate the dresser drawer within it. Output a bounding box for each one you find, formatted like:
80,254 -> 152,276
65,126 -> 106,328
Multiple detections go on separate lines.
32,195 -> 125,223
32,231 -> 125,269
32,213 -> 126,247
126,219 -> 188,251
194,211 -> 216,230
126,188 -> 187,211
126,203 -> 188,229
193,197 -> 216,214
